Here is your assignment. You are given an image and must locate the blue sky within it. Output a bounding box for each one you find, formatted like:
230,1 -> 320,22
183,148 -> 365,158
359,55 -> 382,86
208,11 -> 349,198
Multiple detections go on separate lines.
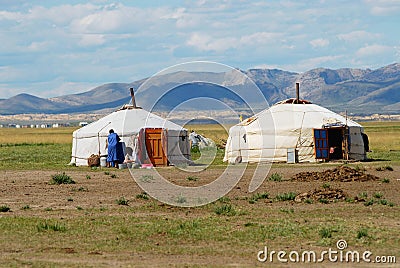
0,0 -> 399,99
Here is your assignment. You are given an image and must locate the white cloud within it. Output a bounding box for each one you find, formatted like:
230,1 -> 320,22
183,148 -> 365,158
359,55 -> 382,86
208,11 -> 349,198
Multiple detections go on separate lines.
0,10 -> 23,21
337,31 -> 381,43
78,34 -> 106,47
356,44 -> 393,57
239,32 -> 283,46
364,0 -> 400,15
291,55 -> 343,72
186,31 -> 285,52
310,38 -> 330,48
186,33 -> 237,52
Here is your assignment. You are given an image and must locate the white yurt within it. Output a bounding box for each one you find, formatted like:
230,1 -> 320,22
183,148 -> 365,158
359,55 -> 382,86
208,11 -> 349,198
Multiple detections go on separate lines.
70,104 -> 190,167
224,98 -> 368,164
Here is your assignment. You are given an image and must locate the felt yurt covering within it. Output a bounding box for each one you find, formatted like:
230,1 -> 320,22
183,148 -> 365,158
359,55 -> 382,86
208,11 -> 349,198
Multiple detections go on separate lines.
70,106 -> 190,166
224,100 -> 368,164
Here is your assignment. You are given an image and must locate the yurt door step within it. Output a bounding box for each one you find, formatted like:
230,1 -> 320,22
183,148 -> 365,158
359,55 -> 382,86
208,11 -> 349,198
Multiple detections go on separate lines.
143,128 -> 168,167
314,127 -> 347,161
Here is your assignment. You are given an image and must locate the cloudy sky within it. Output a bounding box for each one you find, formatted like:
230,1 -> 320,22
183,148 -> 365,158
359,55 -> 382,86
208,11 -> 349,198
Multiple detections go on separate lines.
1,0 -> 399,99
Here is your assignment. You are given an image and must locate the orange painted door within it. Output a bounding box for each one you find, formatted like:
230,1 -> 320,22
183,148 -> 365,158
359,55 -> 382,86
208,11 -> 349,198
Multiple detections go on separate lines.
145,128 -> 167,166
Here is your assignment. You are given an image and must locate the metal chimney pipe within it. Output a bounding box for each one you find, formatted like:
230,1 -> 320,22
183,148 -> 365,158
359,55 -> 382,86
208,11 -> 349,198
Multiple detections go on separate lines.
130,88 -> 137,108
295,82 -> 300,104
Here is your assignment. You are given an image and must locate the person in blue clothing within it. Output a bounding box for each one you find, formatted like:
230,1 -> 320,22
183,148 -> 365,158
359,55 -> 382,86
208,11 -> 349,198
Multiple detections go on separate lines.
106,129 -> 122,168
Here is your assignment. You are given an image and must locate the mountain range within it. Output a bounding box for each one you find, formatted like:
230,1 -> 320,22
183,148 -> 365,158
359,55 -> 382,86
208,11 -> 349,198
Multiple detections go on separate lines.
1,63 -> 399,115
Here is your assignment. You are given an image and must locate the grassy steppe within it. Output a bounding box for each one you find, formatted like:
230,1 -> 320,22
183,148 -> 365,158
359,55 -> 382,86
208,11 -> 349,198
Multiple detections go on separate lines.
0,122 -> 399,170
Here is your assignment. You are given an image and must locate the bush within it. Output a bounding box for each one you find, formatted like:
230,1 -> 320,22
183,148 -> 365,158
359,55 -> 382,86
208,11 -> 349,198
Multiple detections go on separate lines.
364,199 -> 375,206
322,183 -> 330,189
116,197 -> 129,206
214,204 -> 236,216
50,172 -> 75,185
379,199 -> 388,205
359,192 -> 368,199
376,165 -> 393,171
249,192 -> 269,204
136,192 -> 149,200
0,205 -> 11,212
357,228 -> 369,239
275,192 -> 297,201
319,198 -> 329,204
319,227 -> 332,238
305,198 -> 313,204
186,176 -> 199,181
268,173 -> 282,182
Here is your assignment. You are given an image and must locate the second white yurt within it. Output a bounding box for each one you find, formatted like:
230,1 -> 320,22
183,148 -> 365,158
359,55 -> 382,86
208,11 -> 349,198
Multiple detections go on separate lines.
224,98 -> 368,164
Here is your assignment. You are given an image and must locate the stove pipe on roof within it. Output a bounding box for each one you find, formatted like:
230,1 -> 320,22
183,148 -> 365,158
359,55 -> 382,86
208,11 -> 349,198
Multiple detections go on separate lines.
130,88 -> 137,108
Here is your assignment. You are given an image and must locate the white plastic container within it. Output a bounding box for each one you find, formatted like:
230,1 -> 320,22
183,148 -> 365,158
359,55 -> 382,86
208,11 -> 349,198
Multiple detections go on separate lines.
100,157 -> 107,167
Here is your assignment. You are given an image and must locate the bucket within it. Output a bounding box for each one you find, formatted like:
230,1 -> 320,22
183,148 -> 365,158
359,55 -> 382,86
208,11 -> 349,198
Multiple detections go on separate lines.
118,163 -> 127,169
100,157 -> 107,167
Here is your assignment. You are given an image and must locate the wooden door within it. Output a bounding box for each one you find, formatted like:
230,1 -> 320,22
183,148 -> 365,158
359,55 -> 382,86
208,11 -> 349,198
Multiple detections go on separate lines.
313,128 -> 329,160
145,128 -> 167,166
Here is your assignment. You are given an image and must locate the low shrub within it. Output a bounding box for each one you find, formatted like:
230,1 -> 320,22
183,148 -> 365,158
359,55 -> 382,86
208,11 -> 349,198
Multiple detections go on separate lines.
116,197 -> 129,206
136,192 -> 149,200
319,227 -> 332,238
214,204 -> 236,216
275,192 -> 297,201
357,228 -> 369,239
249,192 -> 269,204
376,165 -> 393,171
50,172 -> 75,185
364,199 -> 374,206
0,205 -> 11,212
268,173 -> 282,182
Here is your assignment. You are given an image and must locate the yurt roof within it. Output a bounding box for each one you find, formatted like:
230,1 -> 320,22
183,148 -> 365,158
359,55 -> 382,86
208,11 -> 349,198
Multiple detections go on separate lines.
237,100 -> 362,129
73,108 -> 184,139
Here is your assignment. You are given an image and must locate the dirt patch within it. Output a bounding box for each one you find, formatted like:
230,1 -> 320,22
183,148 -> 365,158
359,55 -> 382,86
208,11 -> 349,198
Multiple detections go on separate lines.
291,165 -> 381,182
295,188 -> 347,203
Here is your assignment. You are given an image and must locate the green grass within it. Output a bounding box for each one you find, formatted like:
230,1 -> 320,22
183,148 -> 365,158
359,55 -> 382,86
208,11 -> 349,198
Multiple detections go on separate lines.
37,221 -> 66,232
0,143 -> 72,170
363,121 -> 400,162
0,204 -> 398,265
214,204 -> 237,216
0,122 -> 398,171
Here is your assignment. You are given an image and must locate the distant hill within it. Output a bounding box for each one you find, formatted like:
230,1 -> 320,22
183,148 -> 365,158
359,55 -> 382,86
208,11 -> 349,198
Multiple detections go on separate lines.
0,63 -> 399,115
